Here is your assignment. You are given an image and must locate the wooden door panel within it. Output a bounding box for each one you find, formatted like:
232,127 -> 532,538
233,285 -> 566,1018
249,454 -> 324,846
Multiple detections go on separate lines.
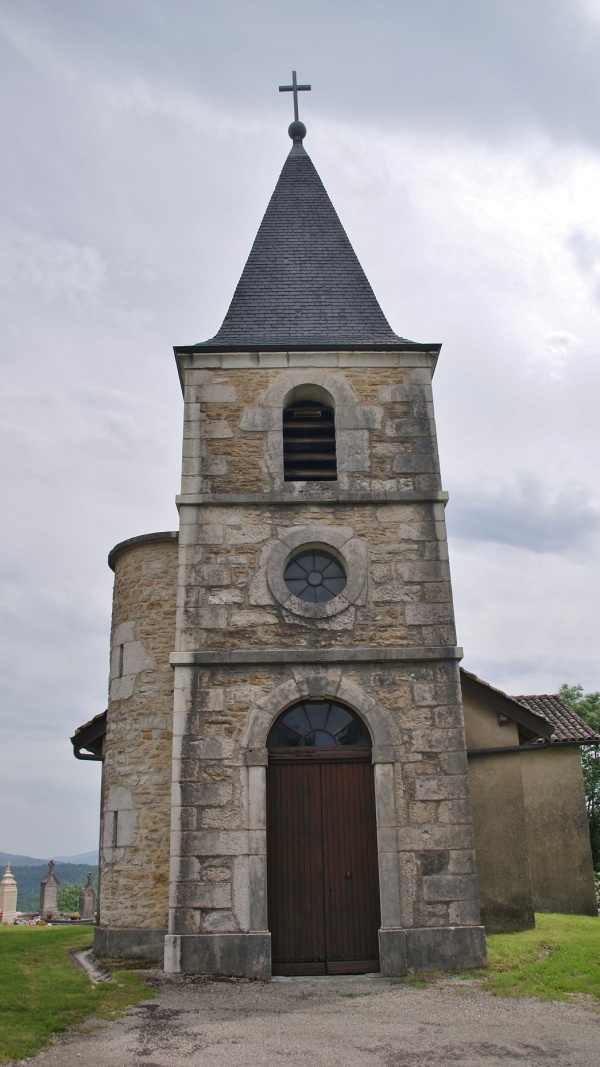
267,758 -> 380,975
267,761 -> 326,970
321,761 -> 380,966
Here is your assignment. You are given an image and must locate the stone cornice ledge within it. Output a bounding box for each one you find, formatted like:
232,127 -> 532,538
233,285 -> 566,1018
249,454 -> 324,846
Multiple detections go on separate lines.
176,491 -> 449,507
170,646 -> 463,667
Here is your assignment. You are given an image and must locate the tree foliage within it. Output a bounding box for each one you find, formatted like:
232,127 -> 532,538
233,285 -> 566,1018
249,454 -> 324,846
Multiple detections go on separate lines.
559,684 -> 600,871
57,883 -> 85,914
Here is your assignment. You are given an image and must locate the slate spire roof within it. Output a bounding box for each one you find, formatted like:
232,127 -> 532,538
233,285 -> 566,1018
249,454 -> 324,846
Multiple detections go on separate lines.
200,138 -> 410,348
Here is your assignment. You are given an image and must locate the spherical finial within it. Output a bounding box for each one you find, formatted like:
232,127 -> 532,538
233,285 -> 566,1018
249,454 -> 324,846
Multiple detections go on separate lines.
288,120 -> 307,142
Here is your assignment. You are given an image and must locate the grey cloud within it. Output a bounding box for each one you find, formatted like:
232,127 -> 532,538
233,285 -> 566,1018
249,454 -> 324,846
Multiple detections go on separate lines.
567,229 -> 600,304
461,655 -> 597,697
447,476 -> 600,553
2,0 -> 600,150
567,229 -> 600,275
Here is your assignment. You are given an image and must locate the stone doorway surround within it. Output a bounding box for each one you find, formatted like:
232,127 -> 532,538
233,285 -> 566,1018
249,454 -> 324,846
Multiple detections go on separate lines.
164,663 -> 487,978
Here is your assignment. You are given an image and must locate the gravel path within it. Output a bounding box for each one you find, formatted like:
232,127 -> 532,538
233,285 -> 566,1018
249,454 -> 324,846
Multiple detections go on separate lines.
27,974 -> 600,1067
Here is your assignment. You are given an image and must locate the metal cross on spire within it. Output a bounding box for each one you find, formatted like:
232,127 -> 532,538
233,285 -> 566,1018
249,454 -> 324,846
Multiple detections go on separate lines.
279,70 -> 311,122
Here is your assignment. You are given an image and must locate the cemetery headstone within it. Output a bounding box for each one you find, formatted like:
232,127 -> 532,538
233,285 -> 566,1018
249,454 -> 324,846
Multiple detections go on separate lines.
79,871 -> 96,920
39,859 -> 60,920
0,862 -> 18,924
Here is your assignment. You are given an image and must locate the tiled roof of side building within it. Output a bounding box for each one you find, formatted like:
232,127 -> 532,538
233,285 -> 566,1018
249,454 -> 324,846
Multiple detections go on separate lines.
514,694 -> 600,745
199,140 -> 411,349
460,668 -> 599,746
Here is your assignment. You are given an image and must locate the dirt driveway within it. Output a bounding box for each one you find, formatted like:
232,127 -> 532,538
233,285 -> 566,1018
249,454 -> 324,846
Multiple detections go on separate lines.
27,973 -> 599,1067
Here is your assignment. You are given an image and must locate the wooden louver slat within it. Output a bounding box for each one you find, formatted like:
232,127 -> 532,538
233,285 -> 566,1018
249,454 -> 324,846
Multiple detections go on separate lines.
283,401 -> 337,481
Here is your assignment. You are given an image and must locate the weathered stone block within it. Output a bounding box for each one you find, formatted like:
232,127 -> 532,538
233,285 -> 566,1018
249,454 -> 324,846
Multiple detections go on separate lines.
166,933 -> 271,978
422,874 -> 476,902
180,781 -> 233,807
417,850 -> 449,875
393,455 -> 437,473
409,728 -> 464,753
398,825 -> 475,851
414,776 -> 470,801
448,850 -> 477,874
398,562 -> 449,582
448,900 -> 483,926
442,751 -> 469,775
409,802 -> 439,825
174,882 -> 232,909
200,385 -> 237,403
95,927 -> 166,960
181,831 -> 249,857
404,926 -> 487,973
414,903 -> 449,927
406,603 -> 454,625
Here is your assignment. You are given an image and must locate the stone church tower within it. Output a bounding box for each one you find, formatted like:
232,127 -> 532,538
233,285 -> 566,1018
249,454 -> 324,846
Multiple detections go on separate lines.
94,104 -> 487,976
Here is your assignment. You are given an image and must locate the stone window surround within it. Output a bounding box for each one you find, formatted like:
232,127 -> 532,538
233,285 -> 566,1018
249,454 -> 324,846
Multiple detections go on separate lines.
239,370 -> 383,491
266,525 -> 367,618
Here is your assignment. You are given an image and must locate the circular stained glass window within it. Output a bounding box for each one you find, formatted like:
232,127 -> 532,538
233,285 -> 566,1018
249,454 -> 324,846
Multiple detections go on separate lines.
283,548 -> 347,604
268,700 -> 371,749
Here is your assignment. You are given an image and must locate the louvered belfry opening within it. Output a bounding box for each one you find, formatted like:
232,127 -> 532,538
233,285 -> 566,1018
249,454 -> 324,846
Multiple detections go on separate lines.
283,400 -> 337,481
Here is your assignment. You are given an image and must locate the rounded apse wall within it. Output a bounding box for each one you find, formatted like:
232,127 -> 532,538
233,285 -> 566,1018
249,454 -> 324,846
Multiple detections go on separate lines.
99,531 -> 179,939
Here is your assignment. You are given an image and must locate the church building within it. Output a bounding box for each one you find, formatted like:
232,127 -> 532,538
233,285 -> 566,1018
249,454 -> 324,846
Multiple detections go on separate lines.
73,83 -> 597,977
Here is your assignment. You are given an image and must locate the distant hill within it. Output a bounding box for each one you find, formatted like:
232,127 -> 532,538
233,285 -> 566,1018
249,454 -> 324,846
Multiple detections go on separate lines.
0,849 -> 98,867
54,850 -> 98,865
0,852 -> 51,867
0,860 -> 98,913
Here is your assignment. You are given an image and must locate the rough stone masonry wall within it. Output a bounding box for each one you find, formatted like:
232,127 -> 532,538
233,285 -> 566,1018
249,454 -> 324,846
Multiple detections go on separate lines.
99,535 -> 178,934
177,354 -> 454,653
180,357 -> 442,497
178,499 -> 454,652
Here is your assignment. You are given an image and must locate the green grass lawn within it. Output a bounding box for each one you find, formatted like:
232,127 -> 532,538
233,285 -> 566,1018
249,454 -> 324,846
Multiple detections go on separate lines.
395,913 -> 600,1003
0,926 -> 152,1064
483,912 -> 600,1002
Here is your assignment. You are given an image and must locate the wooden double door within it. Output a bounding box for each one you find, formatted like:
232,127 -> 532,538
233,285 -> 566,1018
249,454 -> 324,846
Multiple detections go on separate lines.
267,753 -> 381,975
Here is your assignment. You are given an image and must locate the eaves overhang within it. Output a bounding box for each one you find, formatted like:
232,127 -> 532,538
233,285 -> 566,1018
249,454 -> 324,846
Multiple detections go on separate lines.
71,710 -> 107,761
173,342 -> 442,393
460,669 -> 554,741
174,342 -> 442,354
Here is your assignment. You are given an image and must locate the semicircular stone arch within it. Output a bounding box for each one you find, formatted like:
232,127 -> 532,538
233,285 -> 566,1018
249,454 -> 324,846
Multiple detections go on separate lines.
242,673 -> 395,755
282,382 -> 337,412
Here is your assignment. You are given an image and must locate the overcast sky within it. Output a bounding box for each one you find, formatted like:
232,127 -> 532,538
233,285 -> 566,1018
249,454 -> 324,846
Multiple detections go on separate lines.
1,0 -> 599,859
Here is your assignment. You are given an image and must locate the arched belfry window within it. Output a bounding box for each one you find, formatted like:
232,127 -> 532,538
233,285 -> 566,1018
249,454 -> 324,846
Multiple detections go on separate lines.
268,700 -> 371,753
283,400 -> 337,481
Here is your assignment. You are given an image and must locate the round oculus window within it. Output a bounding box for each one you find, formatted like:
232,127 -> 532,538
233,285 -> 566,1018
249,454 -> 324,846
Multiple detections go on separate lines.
283,548 -> 347,604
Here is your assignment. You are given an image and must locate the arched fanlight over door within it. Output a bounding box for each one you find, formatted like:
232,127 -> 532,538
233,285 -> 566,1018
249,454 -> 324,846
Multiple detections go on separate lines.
283,400 -> 337,481
268,700 -> 371,751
